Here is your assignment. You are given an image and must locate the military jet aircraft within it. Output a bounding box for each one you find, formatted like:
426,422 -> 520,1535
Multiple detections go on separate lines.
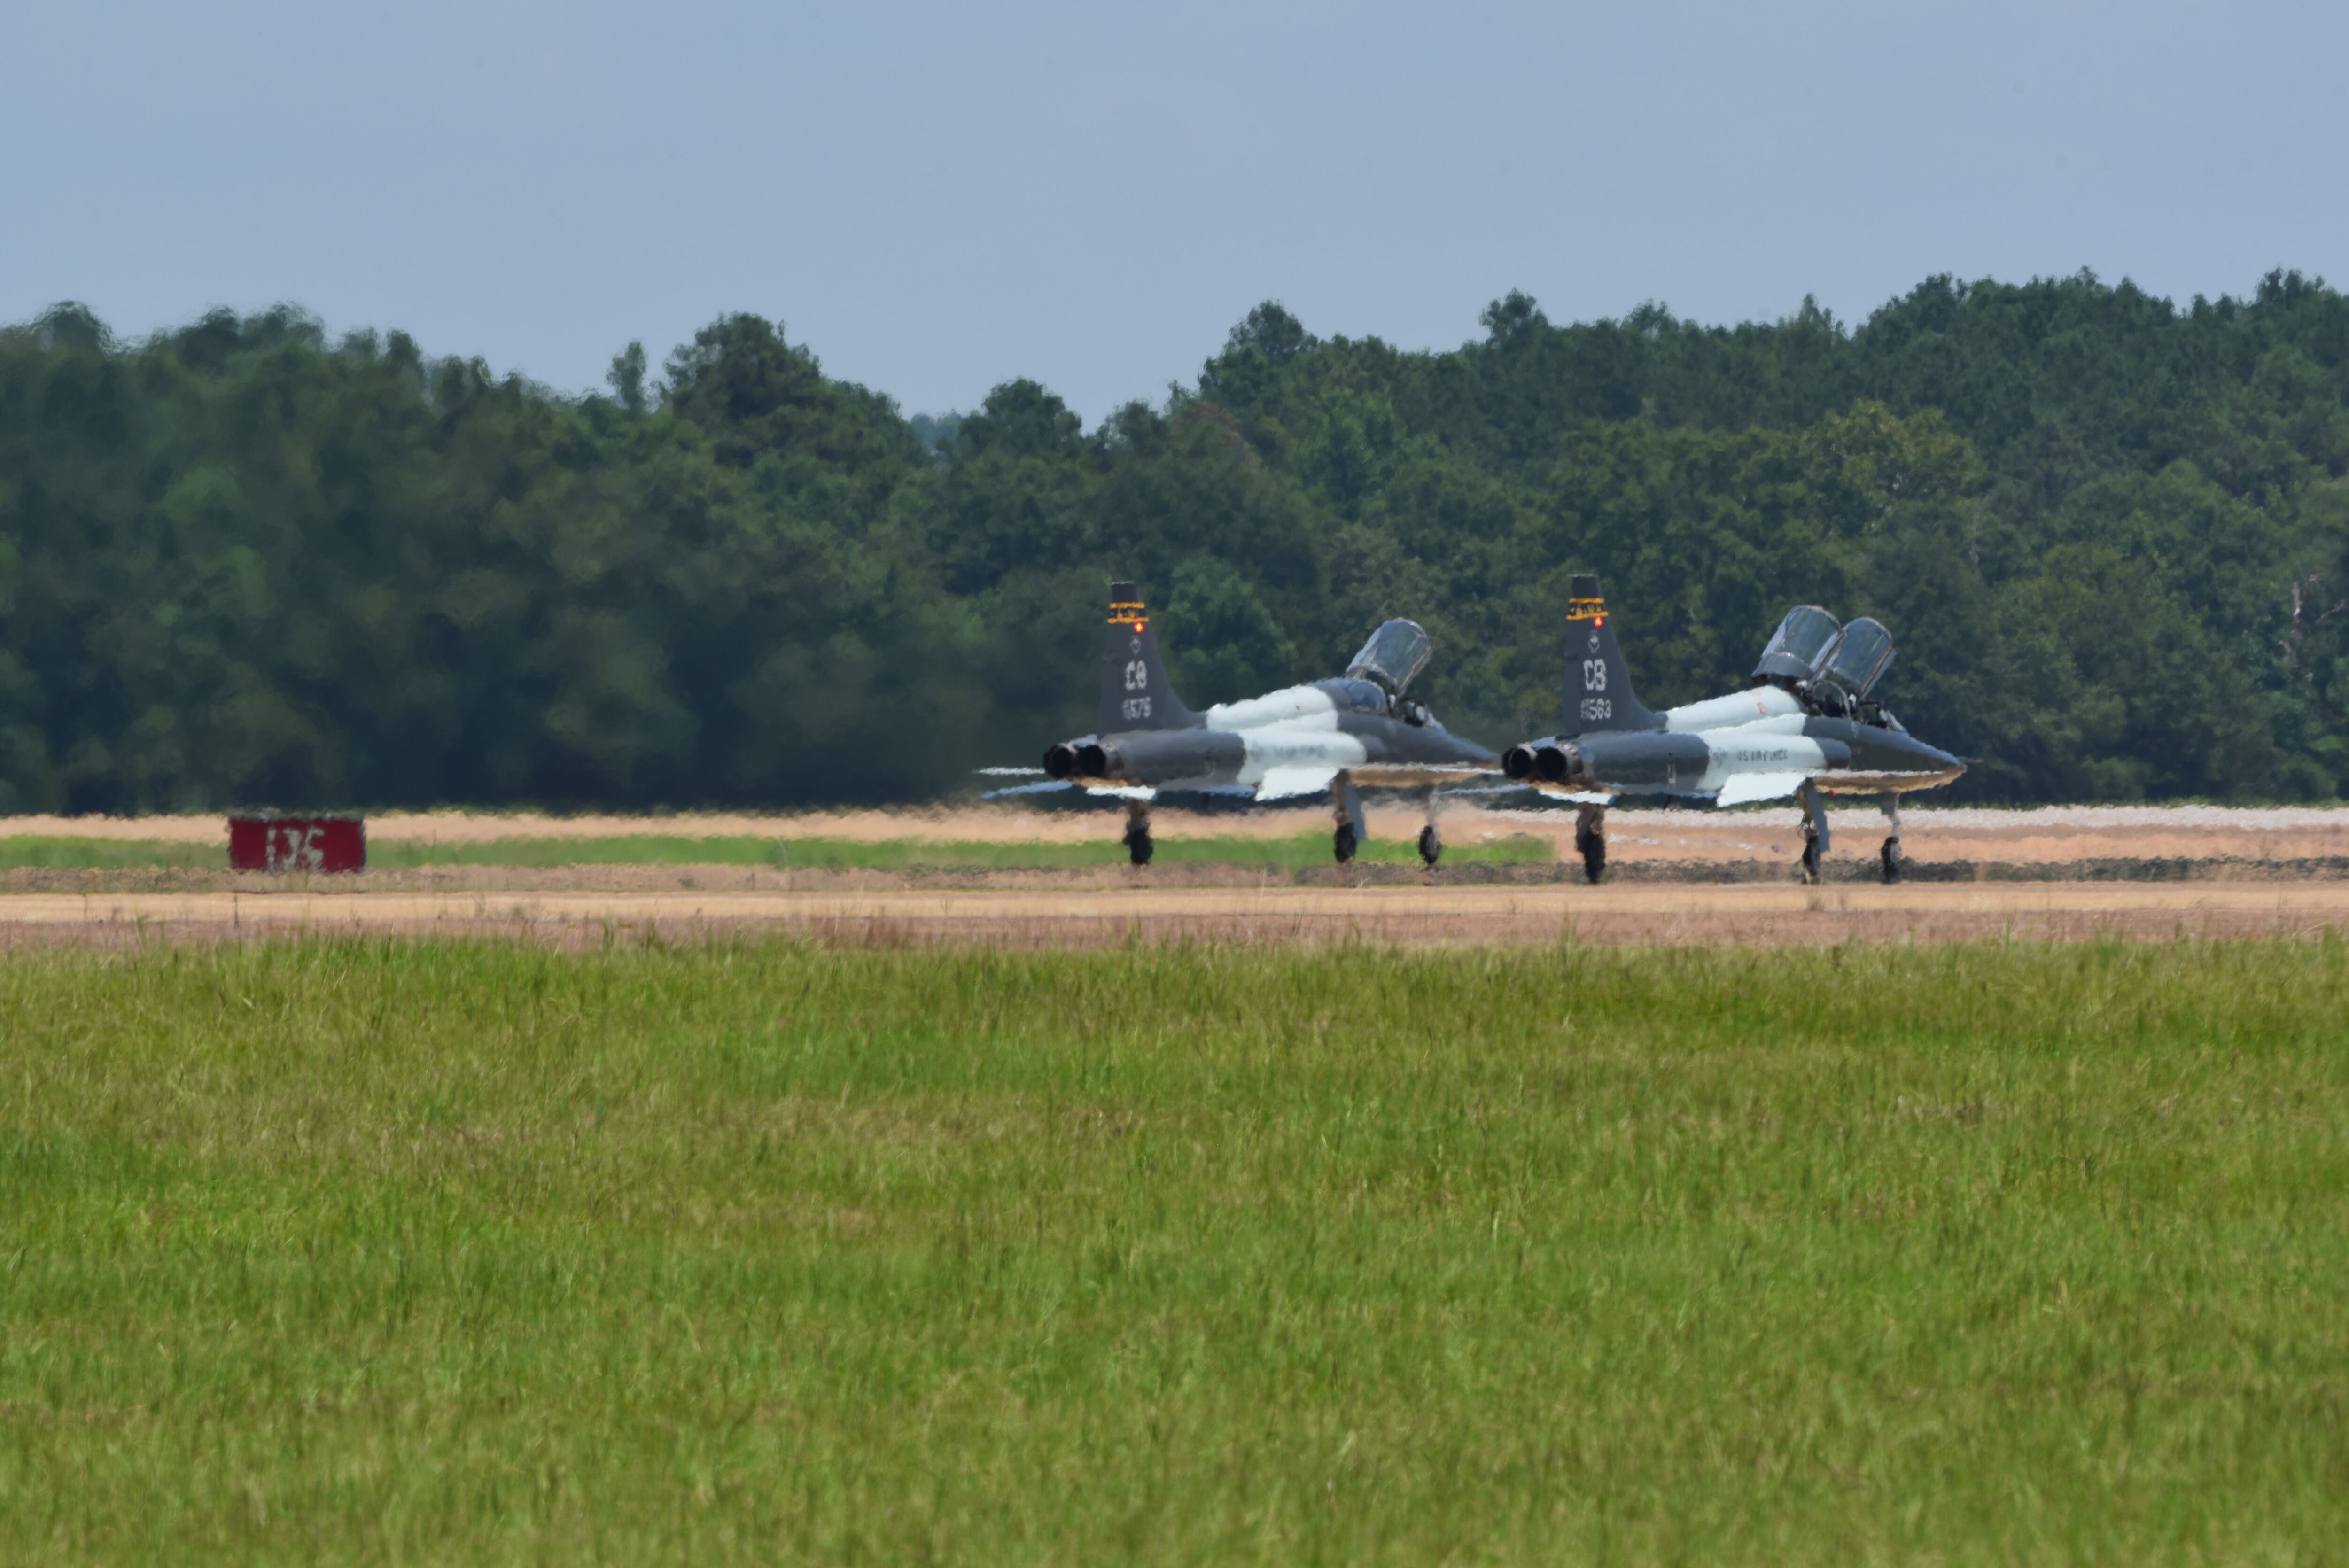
1501,575 -> 1965,883
1027,582 -> 1495,865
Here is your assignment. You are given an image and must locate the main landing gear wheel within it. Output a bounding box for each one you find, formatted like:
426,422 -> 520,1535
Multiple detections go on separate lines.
1799,827 -> 1821,885
1331,772 -> 1365,866
1578,832 -> 1606,884
1123,804 -> 1154,867
1574,804 -> 1606,885
1880,836 -> 1903,884
1417,824 -> 1442,868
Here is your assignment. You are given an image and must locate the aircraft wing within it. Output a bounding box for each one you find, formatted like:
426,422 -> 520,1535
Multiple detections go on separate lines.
1525,786 -> 1617,805
1346,762 -> 1502,789
979,780 -> 1159,803
979,778 -> 1080,800
1254,761 -> 1501,801
1713,771 -> 1809,807
1254,767 -> 1339,801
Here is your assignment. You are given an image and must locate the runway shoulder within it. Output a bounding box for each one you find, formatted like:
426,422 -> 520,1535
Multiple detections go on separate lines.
8,881 -> 2349,947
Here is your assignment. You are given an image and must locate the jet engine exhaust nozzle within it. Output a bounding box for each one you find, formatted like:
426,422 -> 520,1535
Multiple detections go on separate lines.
1043,740 -> 1109,779
1501,744 -> 1537,781
1534,744 -> 1573,783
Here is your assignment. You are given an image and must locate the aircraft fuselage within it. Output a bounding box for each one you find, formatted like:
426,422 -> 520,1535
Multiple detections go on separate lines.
1090,679 -> 1491,792
1655,684 -> 1806,733
1518,713 -> 1964,800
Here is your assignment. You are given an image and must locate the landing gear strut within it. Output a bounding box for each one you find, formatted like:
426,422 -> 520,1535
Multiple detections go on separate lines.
1417,790 -> 1442,869
1332,772 -> 1364,864
1797,781 -> 1830,885
1574,803 -> 1607,885
1878,793 -> 1902,884
1123,800 -> 1153,867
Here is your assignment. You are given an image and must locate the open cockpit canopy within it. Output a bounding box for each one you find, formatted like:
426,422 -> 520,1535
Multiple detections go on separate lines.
1821,616 -> 1894,696
1752,605 -> 1842,683
1347,619 -> 1432,695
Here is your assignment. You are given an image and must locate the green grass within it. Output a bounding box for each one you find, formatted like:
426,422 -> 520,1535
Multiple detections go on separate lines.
0,830 -> 1555,872
3,939 -> 2345,1563
0,837 -> 220,869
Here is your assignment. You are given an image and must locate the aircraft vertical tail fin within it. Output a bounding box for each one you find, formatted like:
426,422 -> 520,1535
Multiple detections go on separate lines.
1559,574 -> 1664,737
1099,581 -> 1196,734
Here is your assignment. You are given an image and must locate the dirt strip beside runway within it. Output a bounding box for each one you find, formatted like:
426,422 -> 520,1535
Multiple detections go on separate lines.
14,804 -> 2349,885
7,883 -> 2349,949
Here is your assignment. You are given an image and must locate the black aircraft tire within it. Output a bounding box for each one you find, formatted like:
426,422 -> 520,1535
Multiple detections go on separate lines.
1126,829 -> 1153,867
1334,823 -> 1358,864
1417,825 -> 1441,868
1881,837 -> 1902,885
1799,835 -> 1820,885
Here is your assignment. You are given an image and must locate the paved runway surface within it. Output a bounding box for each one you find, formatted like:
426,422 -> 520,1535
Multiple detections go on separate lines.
10,882 -> 2349,947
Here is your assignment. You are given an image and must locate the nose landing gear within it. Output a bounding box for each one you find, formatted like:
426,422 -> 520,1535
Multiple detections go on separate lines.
1123,800 -> 1153,866
1417,789 -> 1442,869
1878,793 -> 1902,884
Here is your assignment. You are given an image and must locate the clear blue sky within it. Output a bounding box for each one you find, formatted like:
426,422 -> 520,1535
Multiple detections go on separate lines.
4,0 -> 2341,422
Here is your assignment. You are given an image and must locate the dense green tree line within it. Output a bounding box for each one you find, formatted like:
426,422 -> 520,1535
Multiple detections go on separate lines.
3,270 -> 2347,812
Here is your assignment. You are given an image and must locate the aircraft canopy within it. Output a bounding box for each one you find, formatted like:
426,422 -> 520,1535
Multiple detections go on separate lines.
1752,605 -> 1842,682
1822,616 -> 1894,696
1347,619 -> 1432,694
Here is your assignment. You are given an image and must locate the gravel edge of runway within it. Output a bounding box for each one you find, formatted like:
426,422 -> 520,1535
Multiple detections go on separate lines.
8,885 -> 2349,951
9,853 -> 2349,897
8,802 -> 2349,844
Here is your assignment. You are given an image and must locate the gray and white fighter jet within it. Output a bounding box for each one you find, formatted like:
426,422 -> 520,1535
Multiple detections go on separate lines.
1501,576 -> 1966,883
1037,582 -> 1496,865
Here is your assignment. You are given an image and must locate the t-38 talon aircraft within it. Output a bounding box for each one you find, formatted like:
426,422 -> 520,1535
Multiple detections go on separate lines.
1009,582 -> 1494,866
1500,575 -> 1966,884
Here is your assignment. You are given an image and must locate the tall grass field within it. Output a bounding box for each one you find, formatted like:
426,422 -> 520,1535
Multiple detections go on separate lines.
3,939 -> 2344,1562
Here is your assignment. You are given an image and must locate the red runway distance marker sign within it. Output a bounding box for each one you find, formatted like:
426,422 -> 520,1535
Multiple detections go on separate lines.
228,816 -> 366,873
